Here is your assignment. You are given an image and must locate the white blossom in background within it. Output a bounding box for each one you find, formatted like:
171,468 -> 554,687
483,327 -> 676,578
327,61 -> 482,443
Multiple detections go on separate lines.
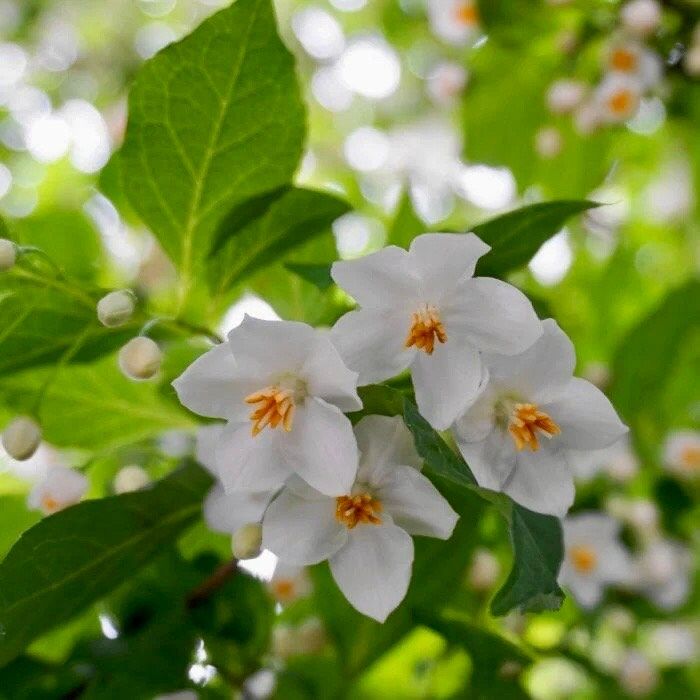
662,430 -> 699,480
546,79 -> 587,114
634,538 -> 692,610
558,513 -> 634,608
452,320 -> 627,516
0,237 -> 16,270
620,0 -> 662,39
467,547 -> 501,591
606,40 -> 663,90
617,650 -> 659,697
27,465 -> 88,515
595,73 -> 643,123
427,0 -> 480,46
267,561 -> 313,605
641,622 -> 698,666
535,126 -> 563,159
606,497 -> 659,541
426,61 -> 468,106
263,416 -> 458,621
174,317 -> 361,496
332,233 -> 542,430
568,435 -> 639,482
113,465 -> 150,494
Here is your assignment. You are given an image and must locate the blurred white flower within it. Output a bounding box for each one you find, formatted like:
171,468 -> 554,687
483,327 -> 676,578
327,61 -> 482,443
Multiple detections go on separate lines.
453,321 -> 627,516
684,45 -> 700,77
28,465 -> 88,515
641,622 -> 698,666
467,547 -> 501,591
643,160 -> 694,224
427,0 -> 480,46
337,35 -> 401,99
568,435 -> 639,482
635,538 -> 692,610
426,61 -> 468,106
595,73 -> 643,123
113,465 -> 150,494
546,79 -> 587,115
0,237 -> 16,270
606,40 -> 663,90
618,650 -> 658,697
662,430 -> 700,480
267,561 -> 312,604
620,0 -> 662,39
573,99 -> 604,135
535,126 -> 563,159
559,513 -> 634,608
292,7 -> 345,61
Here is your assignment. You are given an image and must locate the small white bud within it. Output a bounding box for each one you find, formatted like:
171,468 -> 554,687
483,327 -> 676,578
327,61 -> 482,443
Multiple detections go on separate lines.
0,238 -> 17,271
535,127 -> 563,159
297,617 -> 327,654
621,0 -> 662,39
231,522 -> 263,560
684,45 -> 700,78
118,336 -> 162,381
618,651 -> 658,697
468,548 -> 501,591
546,79 -> 586,114
272,625 -> 297,659
604,606 -> 636,635
97,290 -> 136,327
113,465 -> 150,494
574,100 -> 604,135
2,416 -> 41,461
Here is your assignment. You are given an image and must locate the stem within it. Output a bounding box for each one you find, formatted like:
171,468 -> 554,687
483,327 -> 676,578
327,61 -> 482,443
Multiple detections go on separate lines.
186,558 -> 238,608
143,316 -> 224,344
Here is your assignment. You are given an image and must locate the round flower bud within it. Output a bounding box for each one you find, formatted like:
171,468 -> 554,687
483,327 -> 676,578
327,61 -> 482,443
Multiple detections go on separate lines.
118,337 -> 162,381
232,522 -> 263,560
297,617 -> 327,654
272,625 -> 297,659
684,45 -> 700,78
113,465 -> 150,494
535,126 -> 563,159
97,290 -> 135,327
2,416 -> 41,461
621,0 -> 661,39
618,651 -> 658,697
0,239 -> 17,271
467,548 -> 501,591
546,79 -> 586,114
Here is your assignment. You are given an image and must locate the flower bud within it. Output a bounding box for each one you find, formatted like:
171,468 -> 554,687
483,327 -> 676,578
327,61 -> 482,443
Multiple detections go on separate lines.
467,548 -> 501,591
113,465 -> 150,494
0,238 -> 17,271
297,617 -> 327,654
546,79 -> 586,115
272,625 -> 297,659
118,336 -> 162,380
618,651 -> 658,697
2,416 -> 41,461
232,522 -> 263,560
621,0 -> 662,39
97,290 -> 136,327
684,45 -> 700,78
535,127 -> 563,159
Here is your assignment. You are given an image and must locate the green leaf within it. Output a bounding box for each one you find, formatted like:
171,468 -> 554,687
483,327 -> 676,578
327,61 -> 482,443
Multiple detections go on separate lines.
490,504 -> 564,616
387,191 -> 425,249
0,355 -> 195,450
473,200 -> 599,278
284,262 -> 334,291
208,187 -> 349,296
120,0 -> 305,288
0,463 -> 212,667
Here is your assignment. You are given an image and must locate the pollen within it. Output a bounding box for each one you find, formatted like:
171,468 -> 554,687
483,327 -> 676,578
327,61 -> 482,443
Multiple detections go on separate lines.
680,445 -> 700,472
335,493 -> 382,529
608,89 -> 635,116
610,48 -> 638,72
570,545 -> 598,574
405,305 -> 447,355
271,579 -> 296,602
41,495 -> 60,514
455,2 -> 479,26
508,403 -> 561,451
245,386 -> 295,437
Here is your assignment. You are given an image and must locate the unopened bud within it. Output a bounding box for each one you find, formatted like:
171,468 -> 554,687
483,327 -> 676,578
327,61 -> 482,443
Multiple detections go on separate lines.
97,290 -> 136,327
113,465 -> 150,494
618,651 -> 658,697
298,617 -> 327,653
0,239 -> 17,271
272,625 -> 297,659
468,548 -> 501,591
546,79 -> 586,114
621,0 -> 662,39
684,45 -> 700,78
232,522 -> 262,560
604,606 -> 635,635
2,416 -> 41,461
118,336 -> 162,380
535,127 -> 563,159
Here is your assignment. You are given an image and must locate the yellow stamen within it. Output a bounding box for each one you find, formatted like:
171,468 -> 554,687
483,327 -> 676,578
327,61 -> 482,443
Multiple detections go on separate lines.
335,493 -> 383,529
455,2 -> 479,26
608,89 -> 635,116
610,48 -> 638,72
245,386 -> 296,437
405,305 -> 447,355
508,403 -> 561,451
570,545 -> 597,574
272,579 -> 296,602
41,495 -> 60,514
680,446 -> 700,472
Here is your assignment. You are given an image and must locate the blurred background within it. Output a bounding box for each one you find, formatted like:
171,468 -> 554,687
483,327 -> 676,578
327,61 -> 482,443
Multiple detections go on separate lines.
0,1 -> 698,698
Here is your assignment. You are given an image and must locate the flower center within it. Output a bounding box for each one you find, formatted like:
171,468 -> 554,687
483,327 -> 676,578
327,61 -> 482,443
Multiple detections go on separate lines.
454,2 -> 478,26
570,545 -> 597,574
508,403 -> 561,451
245,386 -> 296,436
680,445 -> 700,472
41,495 -> 60,514
335,493 -> 383,529
608,89 -> 635,116
610,48 -> 638,72
405,305 -> 447,355
272,579 -> 296,602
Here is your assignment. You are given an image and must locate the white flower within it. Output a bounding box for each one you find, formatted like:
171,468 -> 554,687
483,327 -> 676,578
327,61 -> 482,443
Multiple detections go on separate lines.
267,561 -> 313,604
175,318 -> 362,496
684,45 -> 700,77
0,238 -> 17,271
662,430 -> 699,480
595,73 -> 643,123
332,233 -> 542,430
558,513 -> 634,608
113,465 -> 150,494
634,538 -> 692,610
573,99 -> 604,135
467,547 -> 501,591
427,0 -> 480,46
27,465 -> 88,515
2,416 -> 41,461
618,650 -> 658,697
642,622 -> 698,666
606,41 -> 662,90
426,61 -> 468,106
118,336 -> 162,380
96,289 -> 135,327
620,0 -> 662,39
568,435 -> 638,482
452,320 -> 627,516
262,415 -> 458,621
535,126 -> 563,159
546,79 -> 587,114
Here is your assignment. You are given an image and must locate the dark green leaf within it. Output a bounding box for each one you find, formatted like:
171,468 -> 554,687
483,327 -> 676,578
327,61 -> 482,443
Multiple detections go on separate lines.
0,463 -> 212,666
284,262 -> 334,291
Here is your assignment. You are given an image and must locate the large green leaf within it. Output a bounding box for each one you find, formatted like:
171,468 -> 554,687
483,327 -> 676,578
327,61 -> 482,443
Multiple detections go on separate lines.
120,0 -> 305,289
0,463 -> 212,667
207,187 -> 349,296
473,200 -> 599,278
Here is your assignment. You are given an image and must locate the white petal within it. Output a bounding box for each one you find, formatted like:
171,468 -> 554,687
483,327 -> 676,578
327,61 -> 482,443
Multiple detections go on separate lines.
565,573 -> 604,609
285,398 -> 359,496
262,488 -> 347,565
451,383 -> 497,443
411,340 -> 483,430
172,343 -> 255,421
329,517 -> 414,622
454,429 -> 516,492
444,277 -> 543,355
504,445 -> 575,517
377,466 -> 458,539
543,378 -> 627,450
331,308 -> 415,385
227,316 -> 316,376
195,424 -> 225,476
597,541 -> 634,585
215,422 -> 293,493
482,319 -> 575,404
331,246 -> 418,309
408,233 -> 490,300
203,485 -> 272,534
301,334 -> 362,412
354,415 -> 422,485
